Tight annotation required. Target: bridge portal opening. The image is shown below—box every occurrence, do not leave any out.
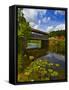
[27,40,41,49]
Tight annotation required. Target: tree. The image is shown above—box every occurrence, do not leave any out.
[49,30,65,37]
[18,8,32,72]
[18,8,31,39]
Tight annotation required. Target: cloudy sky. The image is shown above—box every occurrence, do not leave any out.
[22,8,65,32]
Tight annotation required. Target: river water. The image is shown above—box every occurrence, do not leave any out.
[38,53,65,70]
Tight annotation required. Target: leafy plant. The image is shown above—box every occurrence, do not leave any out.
[18,59,65,82]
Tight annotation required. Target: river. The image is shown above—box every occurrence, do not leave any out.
[38,53,65,70]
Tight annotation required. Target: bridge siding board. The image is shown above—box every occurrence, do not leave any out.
[30,33,48,40]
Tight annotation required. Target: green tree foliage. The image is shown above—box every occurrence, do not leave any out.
[18,8,32,73]
[49,30,65,37]
[48,40,65,55]
[18,8,31,39]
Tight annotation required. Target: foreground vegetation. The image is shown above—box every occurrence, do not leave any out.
[18,59,65,82]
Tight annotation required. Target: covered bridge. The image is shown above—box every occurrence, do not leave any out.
[19,28,49,59]
[18,28,49,70]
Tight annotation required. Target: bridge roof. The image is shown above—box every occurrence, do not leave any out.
[32,28,48,35]
[19,28,48,40]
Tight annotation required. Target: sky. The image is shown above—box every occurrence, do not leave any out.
[22,8,65,33]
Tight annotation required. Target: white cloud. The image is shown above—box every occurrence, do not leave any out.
[42,17,47,23]
[23,9,47,30]
[46,26,54,32]
[54,10,65,15]
[29,19,41,29]
[23,9,47,22]
[48,17,51,21]
[46,24,65,33]
[38,10,47,18]
[38,20,41,25]
[33,25,39,29]
[22,9,65,33]
[23,9,37,22]
[54,24,65,31]
[42,17,51,23]
[29,22,35,27]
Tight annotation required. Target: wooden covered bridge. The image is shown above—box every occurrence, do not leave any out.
[18,29,49,70]
[22,28,49,56]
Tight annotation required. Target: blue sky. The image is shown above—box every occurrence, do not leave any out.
[23,8,65,32]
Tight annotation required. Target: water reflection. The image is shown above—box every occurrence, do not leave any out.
[27,43,41,48]
[38,53,65,70]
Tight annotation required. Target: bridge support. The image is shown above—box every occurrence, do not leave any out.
[41,40,49,50]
